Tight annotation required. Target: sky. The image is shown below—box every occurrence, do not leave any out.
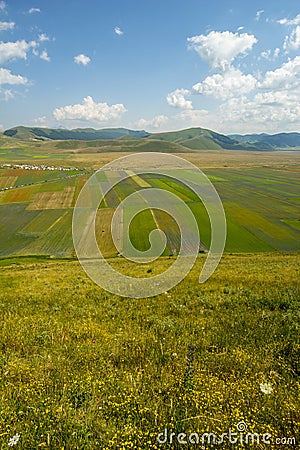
[0,0,300,134]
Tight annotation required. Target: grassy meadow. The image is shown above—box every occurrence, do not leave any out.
[0,254,299,449]
[0,143,299,448]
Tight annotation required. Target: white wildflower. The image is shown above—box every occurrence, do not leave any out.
[8,433,20,446]
[260,382,273,394]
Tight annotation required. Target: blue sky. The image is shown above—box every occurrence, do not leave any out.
[1,0,300,133]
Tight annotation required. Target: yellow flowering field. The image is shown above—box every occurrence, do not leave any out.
[0,253,299,448]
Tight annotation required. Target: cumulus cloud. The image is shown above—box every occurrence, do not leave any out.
[74,54,90,65]
[53,96,127,123]
[0,68,28,102]
[187,30,257,71]
[114,26,124,36]
[192,68,257,100]
[214,56,300,132]
[166,88,193,109]
[0,68,28,85]
[278,13,300,26]
[0,40,37,64]
[40,50,50,62]
[283,26,300,51]
[260,56,300,90]
[136,115,169,130]
[28,7,40,14]
[168,24,300,133]
[220,90,300,131]
[0,22,15,31]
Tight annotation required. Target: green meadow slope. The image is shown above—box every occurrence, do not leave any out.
[0,254,298,448]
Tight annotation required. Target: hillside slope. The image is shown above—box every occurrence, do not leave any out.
[4,126,149,141]
[229,132,300,149]
[4,126,300,151]
[148,127,256,150]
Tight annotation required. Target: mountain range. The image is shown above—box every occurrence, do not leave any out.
[3,126,300,151]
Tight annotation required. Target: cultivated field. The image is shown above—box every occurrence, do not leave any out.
[0,157,299,257]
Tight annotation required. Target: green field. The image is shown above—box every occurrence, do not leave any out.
[0,145,299,448]
[0,254,298,448]
[0,163,299,258]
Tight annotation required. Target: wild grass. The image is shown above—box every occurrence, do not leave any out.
[0,253,299,448]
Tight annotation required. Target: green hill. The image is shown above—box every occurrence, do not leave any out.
[4,125,300,151]
[149,128,263,150]
[229,132,300,149]
[4,126,149,141]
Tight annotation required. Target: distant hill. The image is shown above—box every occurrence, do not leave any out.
[229,132,300,150]
[148,128,260,150]
[3,126,149,141]
[3,126,300,151]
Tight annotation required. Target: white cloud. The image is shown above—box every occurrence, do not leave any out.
[283,26,300,51]
[192,68,257,100]
[255,10,264,21]
[1,89,14,101]
[214,58,300,132]
[38,33,50,42]
[260,56,300,90]
[114,26,124,36]
[40,50,50,62]
[260,48,280,60]
[74,54,90,66]
[28,7,40,14]
[0,67,28,85]
[136,115,169,130]
[166,88,193,109]
[237,26,244,31]
[261,49,271,60]
[33,116,47,126]
[0,68,28,102]
[187,30,257,71]
[53,96,127,123]
[274,47,280,58]
[165,24,300,134]
[220,90,300,132]
[0,40,37,63]
[176,109,209,125]
[0,22,15,31]
[0,2,6,11]
[174,108,228,134]
[278,13,300,26]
